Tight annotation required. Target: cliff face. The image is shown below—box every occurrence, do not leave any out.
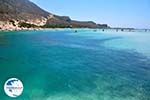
[0,0,51,26]
[0,0,50,20]
[0,0,109,28]
[46,15,109,28]
[46,15,71,26]
[71,21,98,28]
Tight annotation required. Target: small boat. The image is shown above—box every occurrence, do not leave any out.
[74,30,78,33]
[116,29,118,32]
[93,29,97,32]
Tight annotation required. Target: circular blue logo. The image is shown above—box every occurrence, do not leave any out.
[4,78,23,97]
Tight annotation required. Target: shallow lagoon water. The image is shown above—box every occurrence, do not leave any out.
[0,29,150,100]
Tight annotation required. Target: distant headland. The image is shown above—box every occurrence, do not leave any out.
[0,0,109,31]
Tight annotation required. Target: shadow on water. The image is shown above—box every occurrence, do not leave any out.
[0,57,8,62]
[95,36,122,43]
[0,35,10,46]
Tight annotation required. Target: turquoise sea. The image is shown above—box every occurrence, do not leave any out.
[0,29,150,100]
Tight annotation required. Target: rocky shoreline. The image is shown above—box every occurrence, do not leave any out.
[0,21,43,32]
[0,27,43,32]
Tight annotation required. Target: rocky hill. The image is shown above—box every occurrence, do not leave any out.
[0,0,109,29]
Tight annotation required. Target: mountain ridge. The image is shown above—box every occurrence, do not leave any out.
[0,0,109,29]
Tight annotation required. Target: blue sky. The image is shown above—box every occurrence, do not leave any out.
[30,0,150,28]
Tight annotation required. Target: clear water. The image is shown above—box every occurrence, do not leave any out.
[0,29,150,100]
